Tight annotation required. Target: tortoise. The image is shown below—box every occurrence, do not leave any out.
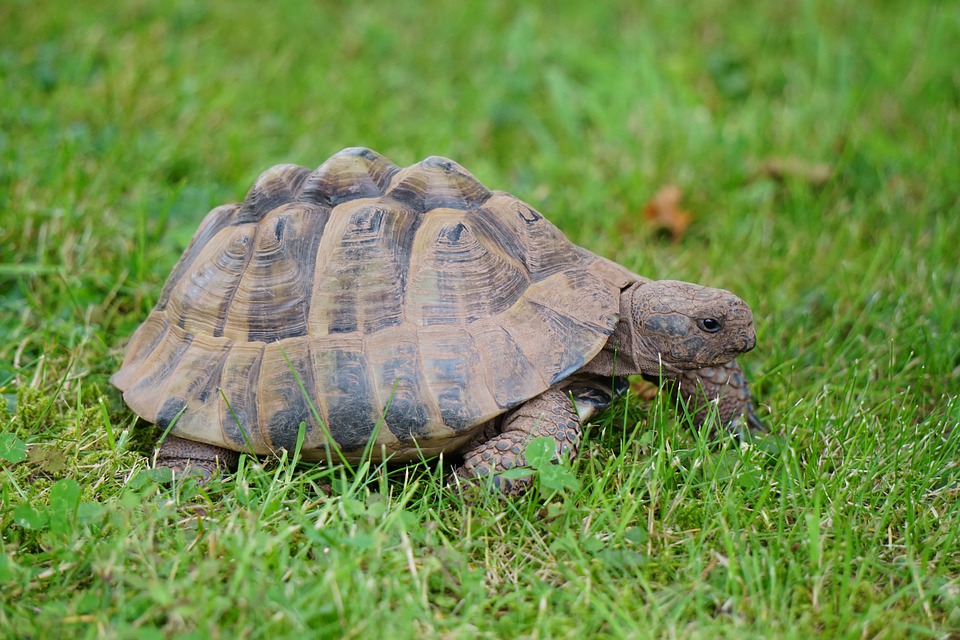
[112,147,764,493]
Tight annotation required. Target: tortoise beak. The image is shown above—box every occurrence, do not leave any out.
[731,326,756,356]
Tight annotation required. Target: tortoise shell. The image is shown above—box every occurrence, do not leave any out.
[111,148,643,461]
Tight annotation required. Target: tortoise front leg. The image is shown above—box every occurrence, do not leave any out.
[155,435,240,481]
[453,387,581,496]
[670,359,766,438]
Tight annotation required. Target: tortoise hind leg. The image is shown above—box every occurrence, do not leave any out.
[155,435,240,481]
[453,387,581,496]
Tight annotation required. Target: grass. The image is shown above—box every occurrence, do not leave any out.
[1,0,959,637]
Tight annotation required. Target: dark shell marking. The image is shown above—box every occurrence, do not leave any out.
[112,148,631,461]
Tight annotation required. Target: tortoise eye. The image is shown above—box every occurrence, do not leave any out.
[699,317,722,333]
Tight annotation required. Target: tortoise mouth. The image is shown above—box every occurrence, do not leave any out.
[706,334,756,367]
[736,331,757,356]
[706,354,738,368]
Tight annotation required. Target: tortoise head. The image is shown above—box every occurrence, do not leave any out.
[628,280,756,377]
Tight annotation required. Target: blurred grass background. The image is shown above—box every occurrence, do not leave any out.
[1,0,958,637]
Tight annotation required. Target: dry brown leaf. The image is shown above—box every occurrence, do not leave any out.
[642,184,692,242]
[757,157,833,186]
[629,377,660,401]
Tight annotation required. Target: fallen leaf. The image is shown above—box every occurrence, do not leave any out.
[756,157,833,186]
[27,446,68,475]
[629,377,660,401]
[642,185,692,242]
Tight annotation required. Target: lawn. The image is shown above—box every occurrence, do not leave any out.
[2,0,959,637]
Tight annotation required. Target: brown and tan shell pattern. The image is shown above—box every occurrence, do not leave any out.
[111,148,638,461]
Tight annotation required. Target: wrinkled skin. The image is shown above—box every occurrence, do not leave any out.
[669,360,766,438]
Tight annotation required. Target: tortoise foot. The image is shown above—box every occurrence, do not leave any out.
[448,463,532,497]
[451,387,582,497]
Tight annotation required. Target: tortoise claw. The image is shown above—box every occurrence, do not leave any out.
[743,405,768,437]
[725,403,768,440]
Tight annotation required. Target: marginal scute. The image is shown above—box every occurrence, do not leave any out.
[308,333,386,455]
[257,337,318,452]
[364,324,438,443]
[156,397,187,429]
[111,312,170,390]
[217,342,265,451]
[151,332,234,446]
[113,148,625,462]
[116,323,195,423]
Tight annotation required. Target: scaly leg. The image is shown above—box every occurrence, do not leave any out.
[155,435,240,481]
[453,388,581,495]
[670,359,766,438]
